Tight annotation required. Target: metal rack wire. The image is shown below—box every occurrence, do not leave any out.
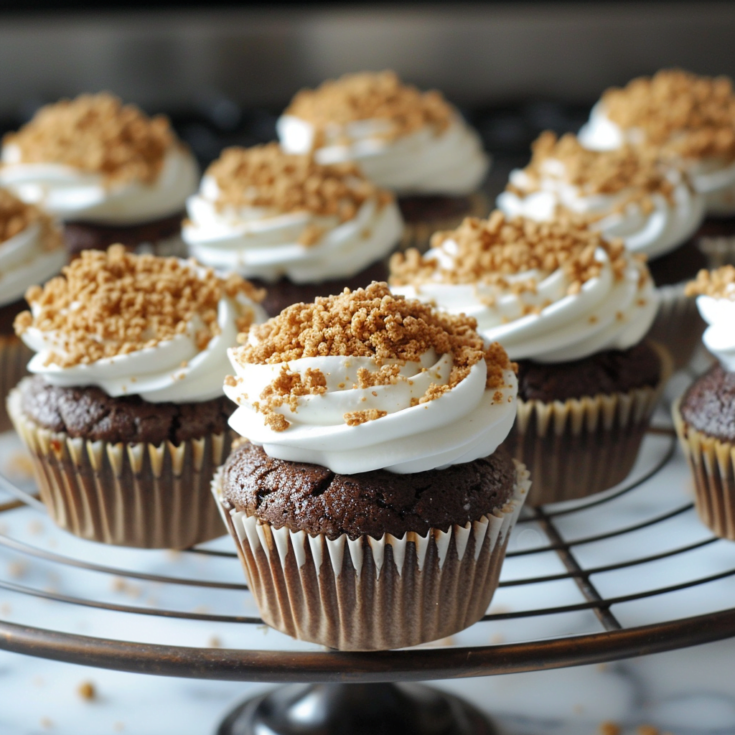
[0,420,734,686]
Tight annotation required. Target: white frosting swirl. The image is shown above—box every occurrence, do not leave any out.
[0,145,199,224]
[20,263,266,404]
[183,175,403,283]
[277,114,489,196]
[497,160,705,260]
[0,223,66,308]
[393,242,658,364]
[696,294,735,371]
[579,103,735,216]
[225,345,517,474]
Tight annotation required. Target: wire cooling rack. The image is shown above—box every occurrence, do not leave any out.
[0,406,734,684]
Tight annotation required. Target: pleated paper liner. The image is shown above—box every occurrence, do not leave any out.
[7,383,229,548]
[505,341,672,507]
[0,336,32,434]
[646,282,706,371]
[398,191,489,253]
[673,399,735,540]
[214,461,530,651]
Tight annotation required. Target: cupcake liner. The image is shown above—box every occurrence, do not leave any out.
[673,399,735,540]
[647,282,706,370]
[507,343,672,506]
[7,384,228,548]
[399,191,489,253]
[0,336,32,434]
[214,461,530,651]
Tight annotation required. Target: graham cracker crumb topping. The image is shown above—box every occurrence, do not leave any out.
[4,93,176,184]
[207,143,392,231]
[15,245,263,367]
[685,266,735,300]
[509,131,678,211]
[602,69,735,161]
[286,71,453,142]
[390,211,632,299]
[0,188,62,250]
[233,282,512,431]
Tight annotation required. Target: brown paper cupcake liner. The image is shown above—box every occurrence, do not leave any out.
[0,335,32,434]
[7,384,228,548]
[399,191,489,253]
[506,343,672,506]
[647,282,706,370]
[673,399,735,540]
[214,461,530,651]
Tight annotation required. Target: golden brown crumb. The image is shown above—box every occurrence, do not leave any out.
[637,726,660,735]
[40,718,53,729]
[390,211,631,298]
[598,723,621,735]
[236,283,512,428]
[344,408,388,426]
[14,245,262,368]
[208,635,222,648]
[286,70,452,144]
[507,131,680,212]
[77,681,96,700]
[207,143,392,226]
[686,265,735,299]
[5,93,176,184]
[603,69,735,161]
[0,188,62,250]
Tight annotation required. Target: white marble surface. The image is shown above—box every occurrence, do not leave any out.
[0,359,734,735]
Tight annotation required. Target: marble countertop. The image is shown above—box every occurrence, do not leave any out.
[0,363,733,735]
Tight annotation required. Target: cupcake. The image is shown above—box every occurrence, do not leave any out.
[674,266,735,539]
[183,143,403,316]
[214,283,528,650]
[0,93,198,257]
[276,71,489,250]
[497,131,707,368]
[7,246,265,548]
[390,212,671,505]
[0,188,66,433]
[579,70,735,261]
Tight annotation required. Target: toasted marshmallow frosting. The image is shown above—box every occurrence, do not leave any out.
[390,212,658,364]
[224,283,517,474]
[183,143,403,284]
[0,188,66,308]
[497,132,705,261]
[15,246,265,403]
[277,71,489,196]
[579,70,735,216]
[0,93,198,224]
[686,266,735,371]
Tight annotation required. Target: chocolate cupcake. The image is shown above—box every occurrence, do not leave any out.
[0,188,65,433]
[391,212,671,505]
[183,143,403,316]
[579,70,735,262]
[497,131,707,368]
[214,283,529,650]
[8,246,265,548]
[0,93,198,257]
[674,267,735,539]
[276,71,489,251]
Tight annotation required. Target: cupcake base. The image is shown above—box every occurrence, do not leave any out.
[506,342,672,506]
[7,380,230,548]
[252,259,389,317]
[398,192,488,252]
[63,211,186,257]
[214,451,529,651]
[673,399,735,540]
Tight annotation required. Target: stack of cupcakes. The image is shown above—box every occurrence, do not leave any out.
[497,130,706,367]
[277,71,490,250]
[390,211,671,504]
[0,93,198,257]
[214,282,528,650]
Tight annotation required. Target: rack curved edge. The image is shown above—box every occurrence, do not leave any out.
[1,607,734,683]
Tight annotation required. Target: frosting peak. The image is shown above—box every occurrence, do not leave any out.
[224,282,517,474]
